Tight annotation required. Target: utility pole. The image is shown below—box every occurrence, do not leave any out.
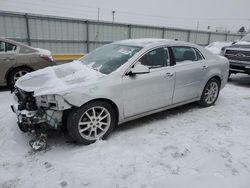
[195,20,199,44]
[112,10,115,22]
[97,8,100,21]
[94,8,100,50]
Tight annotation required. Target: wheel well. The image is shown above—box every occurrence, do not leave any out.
[204,76,221,92]
[210,76,221,85]
[84,98,119,124]
[5,65,34,85]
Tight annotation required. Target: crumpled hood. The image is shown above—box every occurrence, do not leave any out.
[15,60,106,96]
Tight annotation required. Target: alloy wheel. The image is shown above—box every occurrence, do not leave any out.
[78,106,111,140]
[13,70,29,82]
[204,82,219,104]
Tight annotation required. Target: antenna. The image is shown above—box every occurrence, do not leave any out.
[195,20,199,44]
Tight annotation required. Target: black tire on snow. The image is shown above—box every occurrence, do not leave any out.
[67,101,116,145]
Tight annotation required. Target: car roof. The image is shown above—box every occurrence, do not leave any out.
[114,38,196,48]
[0,38,33,48]
[0,38,20,44]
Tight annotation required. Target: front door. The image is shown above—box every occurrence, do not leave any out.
[122,47,175,118]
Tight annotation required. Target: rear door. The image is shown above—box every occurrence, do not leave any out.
[122,47,175,118]
[170,46,206,104]
[0,41,17,85]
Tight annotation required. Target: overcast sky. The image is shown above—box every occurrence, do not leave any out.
[0,0,250,32]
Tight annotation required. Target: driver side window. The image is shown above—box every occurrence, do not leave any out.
[139,47,169,69]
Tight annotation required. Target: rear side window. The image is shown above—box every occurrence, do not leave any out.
[139,47,169,69]
[195,49,204,60]
[172,46,204,63]
[5,42,17,52]
[0,42,17,53]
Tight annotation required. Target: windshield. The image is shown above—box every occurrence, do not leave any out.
[79,44,142,74]
[240,34,250,42]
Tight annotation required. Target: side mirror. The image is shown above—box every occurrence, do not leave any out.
[129,64,150,75]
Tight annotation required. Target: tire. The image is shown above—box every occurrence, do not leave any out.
[18,122,29,133]
[8,67,32,88]
[199,78,220,107]
[67,101,116,145]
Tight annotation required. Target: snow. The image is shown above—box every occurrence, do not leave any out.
[205,41,232,55]
[15,60,106,96]
[1,74,250,188]
[117,38,173,47]
[234,41,250,45]
[34,48,52,56]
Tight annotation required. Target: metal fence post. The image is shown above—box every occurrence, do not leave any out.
[24,13,31,45]
[208,32,212,45]
[162,28,165,38]
[187,30,191,42]
[86,20,89,53]
[128,25,132,39]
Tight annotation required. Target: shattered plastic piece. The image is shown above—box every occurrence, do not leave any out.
[29,134,47,151]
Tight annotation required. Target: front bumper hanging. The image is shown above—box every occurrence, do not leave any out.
[11,104,63,132]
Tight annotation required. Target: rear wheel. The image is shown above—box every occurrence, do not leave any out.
[8,67,32,87]
[67,101,116,145]
[199,78,220,107]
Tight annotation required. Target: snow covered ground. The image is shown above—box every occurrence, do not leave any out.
[0,74,250,188]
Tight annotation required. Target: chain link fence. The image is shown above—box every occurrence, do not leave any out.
[0,11,244,53]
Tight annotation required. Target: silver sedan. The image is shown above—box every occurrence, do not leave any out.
[12,39,229,146]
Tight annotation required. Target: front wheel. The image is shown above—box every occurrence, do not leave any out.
[199,78,220,107]
[67,101,116,145]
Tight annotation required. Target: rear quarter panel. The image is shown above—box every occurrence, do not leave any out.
[198,52,229,96]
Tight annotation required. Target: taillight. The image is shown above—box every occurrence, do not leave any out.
[39,54,54,62]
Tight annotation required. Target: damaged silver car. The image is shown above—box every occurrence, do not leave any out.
[11,39,229,150]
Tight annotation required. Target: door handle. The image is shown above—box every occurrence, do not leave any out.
[202,65,208,70]
[164,72,174,78]
[2,57,15,61]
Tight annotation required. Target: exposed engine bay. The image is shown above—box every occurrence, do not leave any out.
[11,88,67,151]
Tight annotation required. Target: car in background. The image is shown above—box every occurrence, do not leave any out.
[0,38,54,87]
[206,41,232,55]
[220,33,250,77]
[12,39,229,149]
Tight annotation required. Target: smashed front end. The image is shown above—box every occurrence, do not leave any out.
[11,88,71,150]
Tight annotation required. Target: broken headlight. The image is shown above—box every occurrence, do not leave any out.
[36,95,71,110]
